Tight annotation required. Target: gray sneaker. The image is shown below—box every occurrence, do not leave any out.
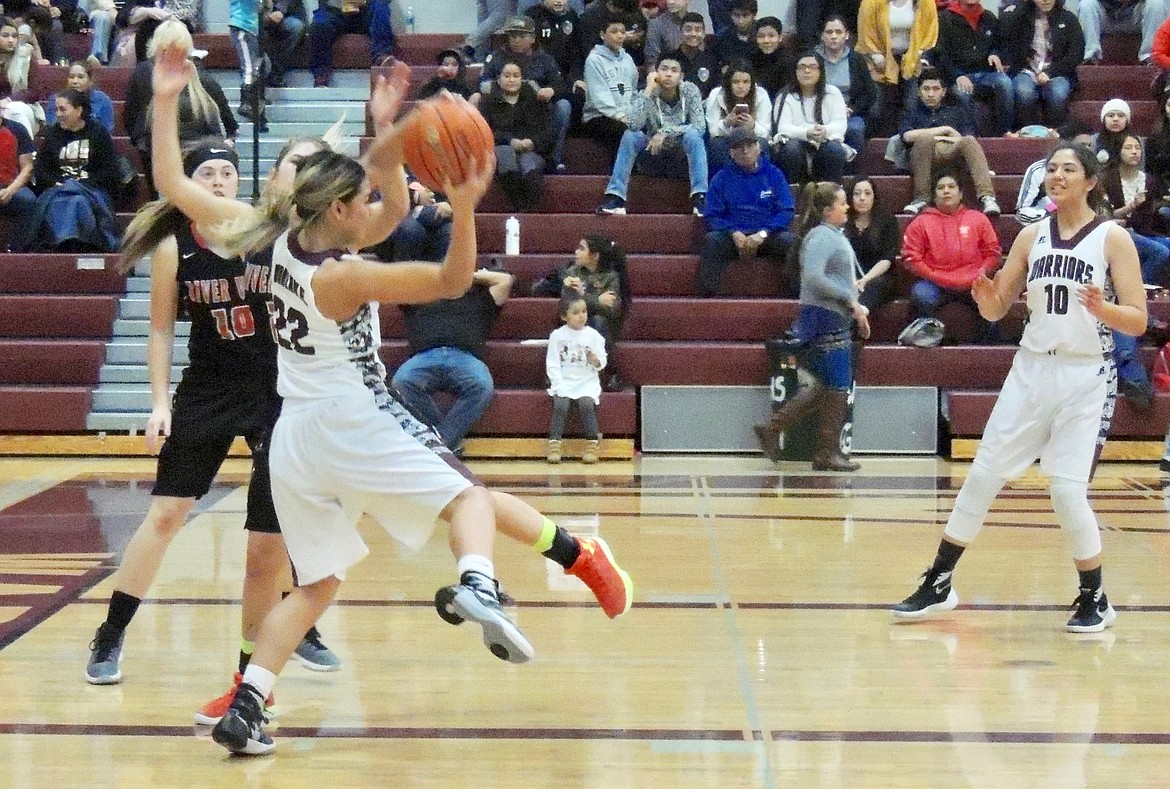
[434,576,534,664]
[903,199,928,215]
[85,622,125,684]
[293,628,342,672]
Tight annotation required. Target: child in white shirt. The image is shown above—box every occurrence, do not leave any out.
[546,295,607,464]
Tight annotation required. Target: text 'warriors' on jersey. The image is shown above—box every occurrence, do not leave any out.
[1020,216,1115,359]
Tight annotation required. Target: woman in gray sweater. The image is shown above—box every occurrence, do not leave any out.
[754,181,870,471]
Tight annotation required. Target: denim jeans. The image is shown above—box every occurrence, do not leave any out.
[953,71,1014,134]
[265,14,307,82]
[844,114,866,157]
[391,347,495,448]
[89,9,114,63]
[604,127,709,199]
[551,97,570,167]
[1131,230,1170,287]
[775,138,849,182]
[465,0,515,59]
[2,186,38,252]
[1078,0,1170,60]
[909,279,998,341]
[1113,330,1150,386]
[1012,73,1071,128]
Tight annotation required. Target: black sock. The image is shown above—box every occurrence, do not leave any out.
[1078,566,1103,592]
[238,649,251,674]
[104,590,141,632]
[304,624,320,642]
[542,527,581,569]
[931,540,965,576]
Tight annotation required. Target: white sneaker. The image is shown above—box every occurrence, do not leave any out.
[903,199,927,215]
[980,195,1002,217]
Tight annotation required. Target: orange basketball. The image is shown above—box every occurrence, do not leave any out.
[402,94,495,193]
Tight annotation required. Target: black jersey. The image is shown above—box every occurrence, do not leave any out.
[175,221,277,377]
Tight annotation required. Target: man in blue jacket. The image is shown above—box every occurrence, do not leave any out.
[695,126,796,297]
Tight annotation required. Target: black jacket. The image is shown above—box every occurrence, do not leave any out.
[821,47,878,119]
[998,0,1083,85]
[481,48,568,100]
[480,84,557,158]
[671,46,720,98]
[527,4,584,82]
[931,6,1000,85]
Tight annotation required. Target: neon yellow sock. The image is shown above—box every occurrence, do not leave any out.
[240,638,255,656]
[533,516,558,553]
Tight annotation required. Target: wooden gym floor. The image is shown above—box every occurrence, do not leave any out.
[1,454,1169,788]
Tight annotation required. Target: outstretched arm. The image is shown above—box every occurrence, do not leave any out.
[971,223,1032,322]
[356,63,414,250]
[150,30,254,227]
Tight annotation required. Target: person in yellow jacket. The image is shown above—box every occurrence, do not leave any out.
[855,0,938,135]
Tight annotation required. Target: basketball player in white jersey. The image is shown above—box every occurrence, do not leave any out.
[891,143,1148,634]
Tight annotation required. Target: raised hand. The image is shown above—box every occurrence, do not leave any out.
[151,33,195,100]
[369,60,411,129]
[1076,282,1107,319]
[444,151,496,210]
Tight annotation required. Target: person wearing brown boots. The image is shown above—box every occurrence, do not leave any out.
[753,180,869,470]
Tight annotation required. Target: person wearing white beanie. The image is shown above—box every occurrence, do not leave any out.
[1101,97,1132,125]
[1078,0,1170,64]
[1096,97,1134,166]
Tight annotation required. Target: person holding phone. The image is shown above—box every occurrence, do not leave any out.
[704,58,771,175]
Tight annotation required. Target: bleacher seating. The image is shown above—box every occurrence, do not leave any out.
[3,30,1167,452]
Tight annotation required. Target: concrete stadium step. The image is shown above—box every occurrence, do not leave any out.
[0,295,120,338]
[103,340,189,366]
[1,386,93,431]
[98,364,185,384]
[0,255,125,293]
[1076,65,1159,100]
[0,340,106,384]
[947,391,1169,439]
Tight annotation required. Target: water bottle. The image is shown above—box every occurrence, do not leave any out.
[406,5,415,33]
[505,216,520,256]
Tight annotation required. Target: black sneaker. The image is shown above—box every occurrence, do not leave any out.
[691,192,706,216]
[85,622,125,684]
[1119,378,1154,411]
[434,572,534,663]
[596,194,626,215]
[212,682,275,755]
[1066,587,1117,633]
[890,569,959,621]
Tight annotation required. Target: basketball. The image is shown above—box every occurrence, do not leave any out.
[402,94,494,193]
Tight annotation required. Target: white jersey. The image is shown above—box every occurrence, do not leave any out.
[269,230,391,405]
[1019,216,1115,359]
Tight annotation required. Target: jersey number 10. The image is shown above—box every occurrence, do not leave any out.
[1043,283,1069,315]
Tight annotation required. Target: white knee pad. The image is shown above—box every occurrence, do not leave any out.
[1050,477,1102,561]
[943,463,1008,544]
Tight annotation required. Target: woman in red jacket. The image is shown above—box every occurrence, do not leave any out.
[900,170,1002,344]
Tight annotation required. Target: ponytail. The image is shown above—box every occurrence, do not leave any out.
[118,198,187,273]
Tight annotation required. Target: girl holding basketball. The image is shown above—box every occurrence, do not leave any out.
[892,143,1147,633]
[144,28,631,756]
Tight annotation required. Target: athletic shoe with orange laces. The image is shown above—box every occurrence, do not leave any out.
[566,536,633,618]
[194,672,276,726]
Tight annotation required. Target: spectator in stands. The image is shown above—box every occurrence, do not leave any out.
[124,51,238,190]
[229,0,269,132]
[754,181,869,471]
[669,11,718,98]
[623,2,650,67]
[1146,88,1170,187]
[461,0,515,65]
[365,173,452,262]
[748,15,791,97]
[1014,119,1092,224]
[24,0,68,65]
[706,58,771,174]
[417,48,476,100]
[715,0,758,68]
[0,110,38,251]
[481,16,570,171]
[559,235,630,391]
[520,0,583,16]
[527,0,585,100]
[1104,133,1170,276]
[0,18,43,137]
[482,59,555,209]
[856,0,939,136]
[845,176,900,313]
[45,60,114,132]
[795,0,862,49]
[87,0,119,65]
[773,50,852,182]
[578,0,636,63]
[931,0,1014,136]
[264,0,307,88]
[1095,98,1133,167]
[999,0,1083,130]
[1078,0,1170,65]
[308,0,395,87]
[391,265,514,456]
[546,293,606,464]
[581,15,640,164]
[645,0,685,65]
[817,14,878,157]
[116,0,201,67]
[695,125,797,296]
[30,87,119,251]
[898,68,1000,216]
[596,52,708,215]
[900,170,1001,344]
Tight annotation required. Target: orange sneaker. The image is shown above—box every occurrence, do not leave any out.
[194,673,276,726]
[566,536,633,619]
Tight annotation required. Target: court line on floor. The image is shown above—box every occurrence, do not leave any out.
[1,723,1168,745]
[52,598,1170,613]
[695,474,775,789]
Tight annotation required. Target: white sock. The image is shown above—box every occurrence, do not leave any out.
[456,554,495,582]
[242,664,277,700]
